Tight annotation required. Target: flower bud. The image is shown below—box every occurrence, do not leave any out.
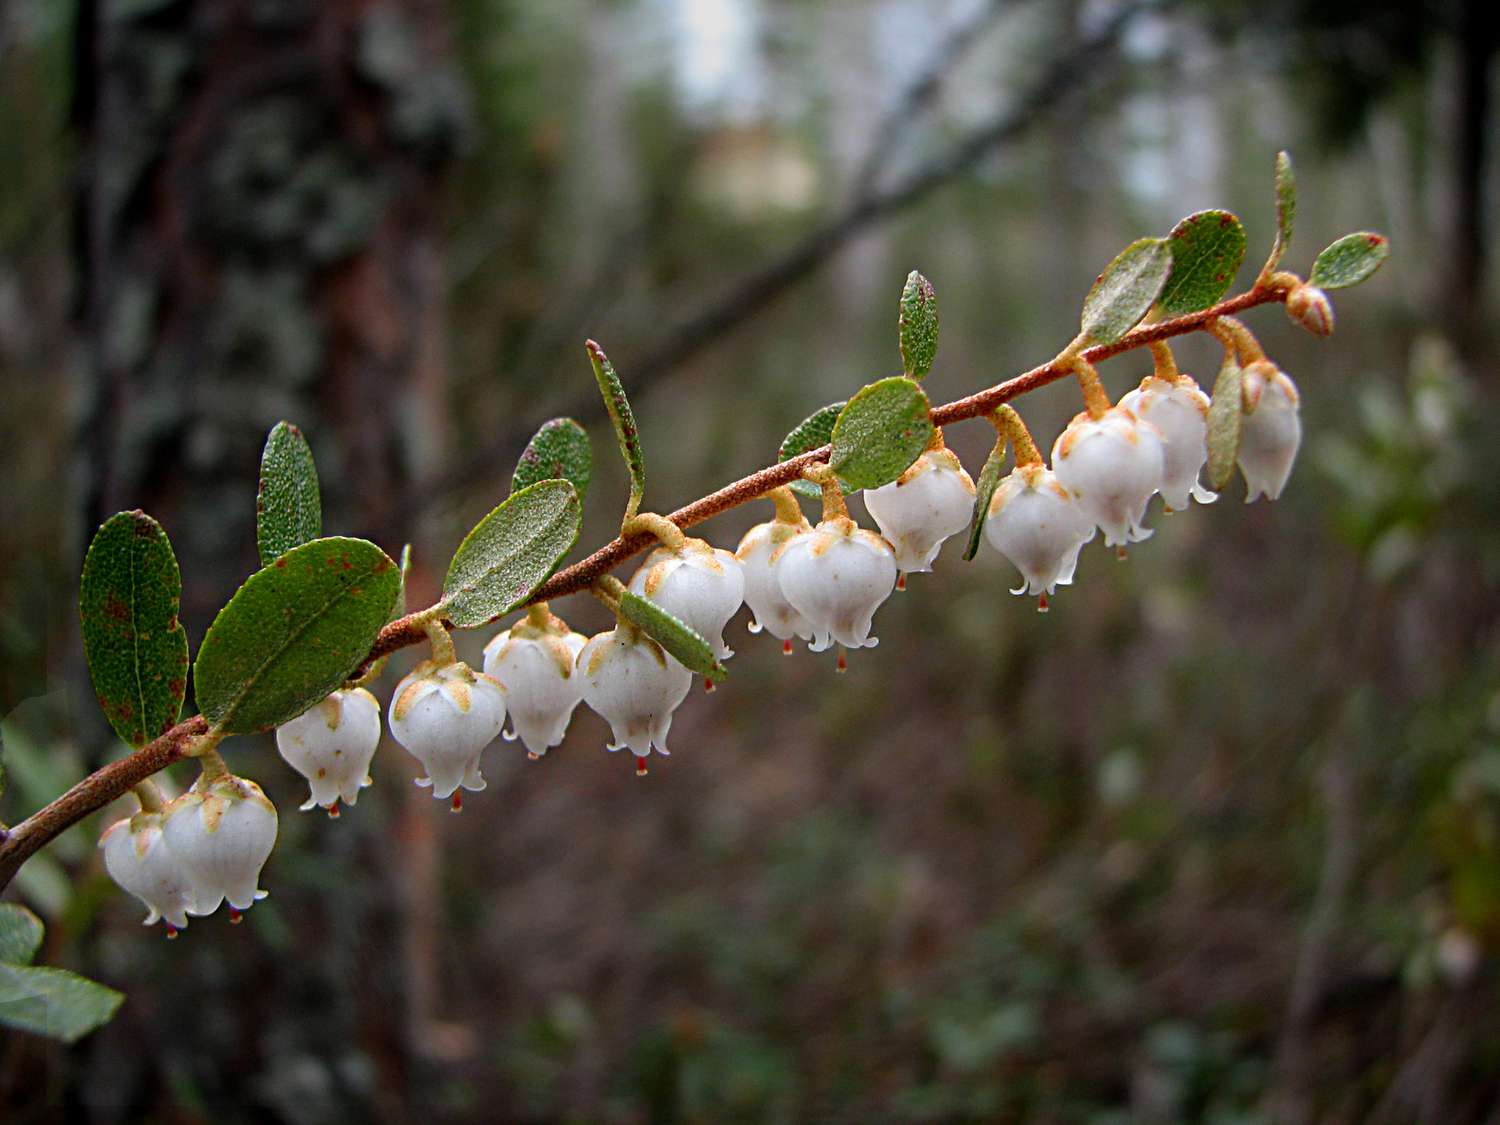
[275,688,381,814]
[389,659,506,802]
[627,537,745,660]
[1237,360,1302,502]
[984,463,1097,597]
[100,811,199,932]
[577,626,693,767]
[1285,283,1334,337]
[1118,376,1217,512]
[160,773,278,916]
[863,448,976,574]
[774,517,897,653]
[483,611,588,758]
[1051,406,1166,547]
[735,518,814,644]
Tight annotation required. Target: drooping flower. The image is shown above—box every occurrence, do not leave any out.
[1051,406,1166,547]
[275,688,382,815]
[984,463,1097,600]
[100,810,199,933]
[388,659,506,804]
[577,625,693,772]
[863,448,976,575]
[736,515,814,647]
[774,516,898,653]
[1118,375,1217,511]
[1237,360,1302,502]
[483,608,588,759]
[627,537,745,661]
[160,773,278,918]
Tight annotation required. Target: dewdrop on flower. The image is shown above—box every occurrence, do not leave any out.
[1118,375,1217,511]
[1052,406,1166,547]
[482,608,587,759]
[863,447,976,576]
[1237,360,1302,502]
[389,659,506,805]
[160,773,278,918]
[774,516,897,653]
[627,537,745,661]
[100,810,199,934]
[736,513,814,648]
[275,688,381,815]
[984,463,1097,601]
[577,625,693,772]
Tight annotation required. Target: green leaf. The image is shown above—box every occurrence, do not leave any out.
[899,270,938,380]
[442,480,582,628]
[256,422,322,567]
[0,904,44,965]
[1157,210,1246,316]
[586,340,645,512]
[79,511,190,747]
[393,543,413,620]
[194,538,400,734]
[829,377,934,491]
[1080,237,1173,344]
[1205,357,1245,491]
[963,441,1009,562]
[0,963,124,1044]
[618,591,726,680]
[512,417,592,500]
[779,401,849,499]
[1270,150,1295,269]
[1309,232,1390,289]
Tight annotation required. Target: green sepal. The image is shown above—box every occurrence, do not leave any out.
[79,511,190,747]
[779,401,849,499]
[1157,210,1246,316]
[829,377,934,491]
[194,537,400,734]
[618,591,727,680]
[1205,356,1245,491]
[586,340,645,513]
[1080,237,1173,344]
[512,417,592,500]
[1309,232,1389,290]
[898,270,938,380]
[256,421,322,566]
[442,480,581,628]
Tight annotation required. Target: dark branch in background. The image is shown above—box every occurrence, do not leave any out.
[393,1,1145,525]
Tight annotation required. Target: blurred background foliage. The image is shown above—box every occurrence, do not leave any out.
[1,0,1497,1120]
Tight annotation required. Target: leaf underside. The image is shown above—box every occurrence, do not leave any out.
[256,421,322,567]
[963,441,1009,562]
[1271,150,1296,268]
[779,401,849,499]
[1080,237,1173,344]
[0,904,123,1045]
[1309,232,1389,289]
[587,341,646,508]
[618,591,726,680]
[442,479,582,627]
[899,270,939,380]
[1205,358,1245,491]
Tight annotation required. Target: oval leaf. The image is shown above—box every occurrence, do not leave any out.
[618,591,726,680]
[899,269,938,380]
[0,904,43,965]
[1205,357,1245,491]
[586,340,645,512]
[194,538,399,734]
[1270,150,1295,269]
[779,400,848,499]
[79,511,190,747]
[1157,210,1246,316]
[442,480,581,628]
[830,377,934,492]
[512,417,592,499]
[256,421,322,566]
[1081,237,1173,344]
[962,440,1009,562]
[1309,232,1389,290]
[0,963,124,1044]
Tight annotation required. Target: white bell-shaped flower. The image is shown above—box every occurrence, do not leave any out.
[1118,376,1217,511]
[735,517,814,648]
[863,448,976,575]
[1051,406,1166,547]
[984,463,1097,600]
[160,773,278,917]
[774,516,898,653]
[275,687,381,815]
[100,810,199,933]
[388,659,506,805]
[483,610,588,759]
[627,537,745,661]
[577,625,693,772]
[1237,360,1302,502]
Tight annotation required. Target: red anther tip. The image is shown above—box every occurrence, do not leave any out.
[1116,546,1128,561]
[165,926,179,940]
[1037,593,1050,613]
[327,803,340,819]
[895,573,907,591]
[450,792,463,813]
[836,651,848,674]
[783,639,793,655]
[635,757,648,777]
[228,909,243,925]
[527,751,540,761]
[704,679,716,693]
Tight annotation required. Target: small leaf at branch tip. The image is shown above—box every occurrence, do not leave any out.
[1271,150,1296,267]
[1157,210,1246,315]
[1308,232,1390,290]
[442,479,582,627]
[1205,358,1245,491]
[392,543,413,620]
[512,417,592,500]
[830,377,934,491]
[586,340,646,507]
[618,591,726,680]
[1081,237,1174,344]
[963,441,1008,561]
[780,400,850,499]
[899,269,939,380]
[257,421,322,567]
